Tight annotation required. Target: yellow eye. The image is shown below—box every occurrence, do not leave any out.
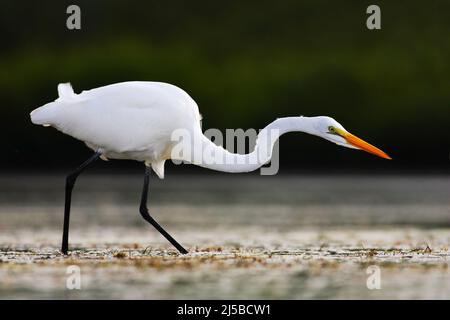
[328,126,336,133]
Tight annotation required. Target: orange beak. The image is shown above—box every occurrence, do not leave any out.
[342,131,392,160]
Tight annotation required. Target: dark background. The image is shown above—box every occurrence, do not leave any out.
[1,0,449,174]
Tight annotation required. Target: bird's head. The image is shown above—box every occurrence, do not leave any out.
[312,116,391,160]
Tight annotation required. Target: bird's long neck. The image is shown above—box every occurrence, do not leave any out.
[186,117,316,173]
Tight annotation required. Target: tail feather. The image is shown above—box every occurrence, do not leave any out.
[57,83,76,99]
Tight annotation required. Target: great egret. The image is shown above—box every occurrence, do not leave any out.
[30,81,391,255]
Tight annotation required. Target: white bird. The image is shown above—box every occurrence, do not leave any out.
[30,81,391,254]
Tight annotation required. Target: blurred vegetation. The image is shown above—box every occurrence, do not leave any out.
[0,0,449,172]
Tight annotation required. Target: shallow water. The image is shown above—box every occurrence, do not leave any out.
[0,174,449,299]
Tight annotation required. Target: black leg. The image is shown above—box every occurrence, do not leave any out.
[61,152,101,255]
[139,166,188,254]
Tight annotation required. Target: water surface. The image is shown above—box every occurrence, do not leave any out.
[0,174,449,299]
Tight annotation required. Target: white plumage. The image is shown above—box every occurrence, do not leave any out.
[31,81,391,178]
[31,82,203,178]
